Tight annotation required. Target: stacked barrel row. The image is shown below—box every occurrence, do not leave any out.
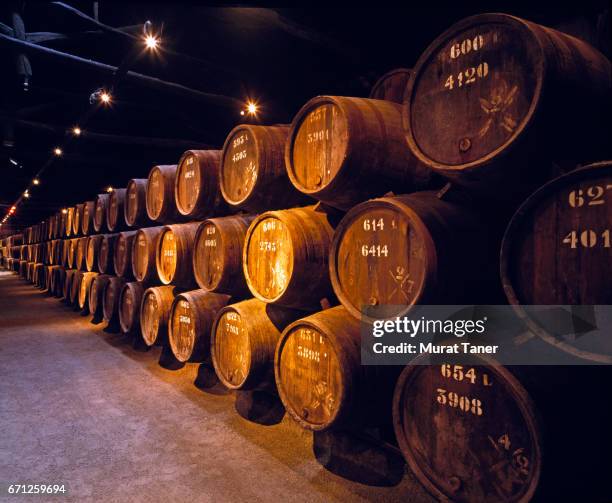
[2,13,611,503]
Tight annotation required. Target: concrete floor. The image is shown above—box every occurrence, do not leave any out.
[0,271,433,503]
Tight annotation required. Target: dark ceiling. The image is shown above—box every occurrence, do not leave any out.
[1,1,610,236]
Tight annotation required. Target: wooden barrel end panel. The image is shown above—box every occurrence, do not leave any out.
[107,188,127,232]
[132,226,163,283]
[146,165,180,223]
[369,68,412,104]
[140,286,175,346]
[114,231,137,279]
[119,282,145,334]
[93,194,110,233]
[103,277,126,323]
[156,224,199,288]
[125,179,149,227]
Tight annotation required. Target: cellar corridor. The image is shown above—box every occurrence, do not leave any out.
[0,271,431,503]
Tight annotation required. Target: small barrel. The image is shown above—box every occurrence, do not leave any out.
[168,290,231,362]
[125,179,151,228]
[243,206,335,308]
[89,274,111,319]
[81,201,95,235]
[93,194,110,233]
[275,306,395,431]
[403,14,612,196]
[140,285,176,346]
[211,298,304,390]
[220,124,307,212]
[501,162,612,362]
[86,235,104,272]
[72,203,83,236]
[132,226,164,283]
[146,165,182,223]
[74,237,88,271]
[106,188,127,232]
[156,223,199,288]
[102,276,126,324]
[98,233,118,274]
[193,215,256,295]
[78,271,99,312]
[118,281,145,334]
[114,230,137,279]
[393,360,612,502]
[64,207,75,237]
[285,96,431,210]
[369,68,412,104]
[329,191,502,321]
[175,150,227,219]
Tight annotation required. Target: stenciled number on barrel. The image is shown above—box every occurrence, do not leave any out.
[487,433,531,494]
[450,34,485,59]
[362,218,385,231]
[562,229,610,249]
[568,184,612,208]
[444,62,489,90]
[436,388,483,416]
[361,244,389,257]
[441,364,493,386]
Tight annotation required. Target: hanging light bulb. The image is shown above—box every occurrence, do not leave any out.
[33,178,40,185]
[72,126,82,136]
[53,147,63,156]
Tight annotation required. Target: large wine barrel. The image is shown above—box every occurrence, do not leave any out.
[193,215,256,295]
[65,207,75,237]
[243,206,335,308]
[156,223,199,288]
[67,239,78,269]
[146,165,182,223]
[168,290,230,362]
[329,191,502,322]
[93,193,110,233]
[102,276,126,324]
[501,162,612,362]
[72,203,84,236]
[275,306,396,430]
[132,226,164,283]
[220,124,307,212]
[63,269,76,300]
[140,285,176,346]
[69,270,83,305]
[85,235,104,272]
[98,233,118,274]
[78,271,99,312]
[89,274,111,319]
[74,237,88,271]
[107,188,127,232]
[211,298,304,390]
[369,68,412,104]
[113,230,137,279]
[125,179,151,228]
[403,14,612,197]
[393,360,612,502]
[286,96,431,210]
[118,281,144,334]
[81,201,95,235]
[175,150,227,219]
[49,265,65,297]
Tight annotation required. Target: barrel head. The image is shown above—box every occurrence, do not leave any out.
[176,152,202,215]
[194,222,224,291]
[169,297,196,362]
[158,229,178,284]
[221,128,258,206]
[212,309,251,389]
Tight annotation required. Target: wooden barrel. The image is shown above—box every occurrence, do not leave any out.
[93,193,110,233]
[74,237,88,271]
[125,179,150,227]
[286,96,431,210]
[106,188,127,232]
[369,68,412,104]
[34,263,45,288]
[102,276,126,324]
[220,124,308,212]
[132,226,164,283]
[72,203,83,236]
[98,233,118,274]
[118,281,145,334]
[146,165,182,223]
[81,201,95,235]
[67,238,78,269]
[49,265,65,297]
[211,298,304,390]
[329,191,502,322]
[175,150,228,219]
[65,207,75,237]
[85,235,104,272]
[193,214,256,295]
[156,223,200,288]
[78,271,99,311]
[113,230,137,279]
[63,269,76,300]
[243,206,335,308]
[403,14,612,197]
[18,260,27,278]
[168,290,231,362]
[501,162,612,362]
[140,285,176,346]
[393,360,612,502]
[275,306,395,431]
[70,270,83,305]
[89,274,111,319]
